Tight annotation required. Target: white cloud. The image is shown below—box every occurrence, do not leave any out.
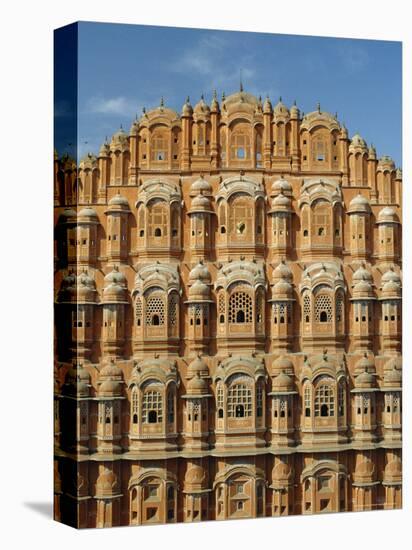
[171,34,257,92]
[85,95,139,116]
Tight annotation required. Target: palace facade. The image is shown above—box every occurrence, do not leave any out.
[54,90,402,528]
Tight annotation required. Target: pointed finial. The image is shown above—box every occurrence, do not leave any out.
[293,99,297,106]
[142,106,146,114]
[213,89,217,99]
[317,102,321,113]
[335,111,338,119]
[279,96,282,102]
[160,96,164,107]
[120,123,123,130]
[240,69,243,92]
[201,93,204,100]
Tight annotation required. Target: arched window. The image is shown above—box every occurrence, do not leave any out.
[230,124,251,160]
[228,290,253,324]
[256,289,264,324]
[142,388,163,423]
[218,292,226,325]
[168,293,179,329]
[315,294,333,323]
[256,381,264,418]
[151,130,168,161]
[131,386,139,424]
[135,297,142,327]
[229,194,254,238]
[313,201,331,238]
[303,294,311,323]
[338,380,345,417]
[255,126,263,167]
[217,382,224,418]
[304,384,311,417]
[312,134,328,163]
[336,291,344,325]
[148,199,168,239]
[227,378,252,418]
[145,292,165,326]
[314,381,335,417]
[167,389,174,423]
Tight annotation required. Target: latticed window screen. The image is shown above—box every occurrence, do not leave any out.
[303,294,311,321]
[256,383,263,417]
[304,385,311,415]
[256,290,264,323]
[142,389,163,423]
[393,393,400,412]
[338,382,345,416]
[135,297,142,325]
[217,383,224,410]
[145,294,165,326]
[131,387,138,422]
[312,137,328,162]
[167,391,174,423]
[336,293,344,322]
[362,395,370,412]
[227,378,252,417]
[273,302,291,323]
[168,293,179,327]
[151,133,168,161]
[148,200,168,237]
[315,294,333,323]
[313,203,331,236]
[187,400,201,419]
[228,291,253,323]
[230,194,254,236]
[218,293,225,315]
[230,130,251,159]
[314,382,335,417]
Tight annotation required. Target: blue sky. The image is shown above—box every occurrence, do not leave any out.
[68,22,402,166]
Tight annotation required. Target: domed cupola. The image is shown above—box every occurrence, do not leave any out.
[272,260,293,283]
[348,193,371,214]
[352,264,373,284]
[110,125,129,152]
[194,95,210,118]
[62,363,91,397]
[349,133,368,152]
[97,360,123,397]
[271,176,292,197]
[273,97,290,121]
[263,95,272,114]
[210,89,220,113]
[77,206,98,223]
[290,100,300,119]
[187,372,208,396]
[99,139,110,158]
[270,190,292,213]
[107,192,130,211]
[377,155,395,172]
[187,354,210,379]
[77,271,98,303]
[190,174,212,197]
[190,193,213,213]
[377,206,399,224]
[102,266,128,303]
[381,267,401,285]
[182,96,193,117]
[271,356,294,376]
